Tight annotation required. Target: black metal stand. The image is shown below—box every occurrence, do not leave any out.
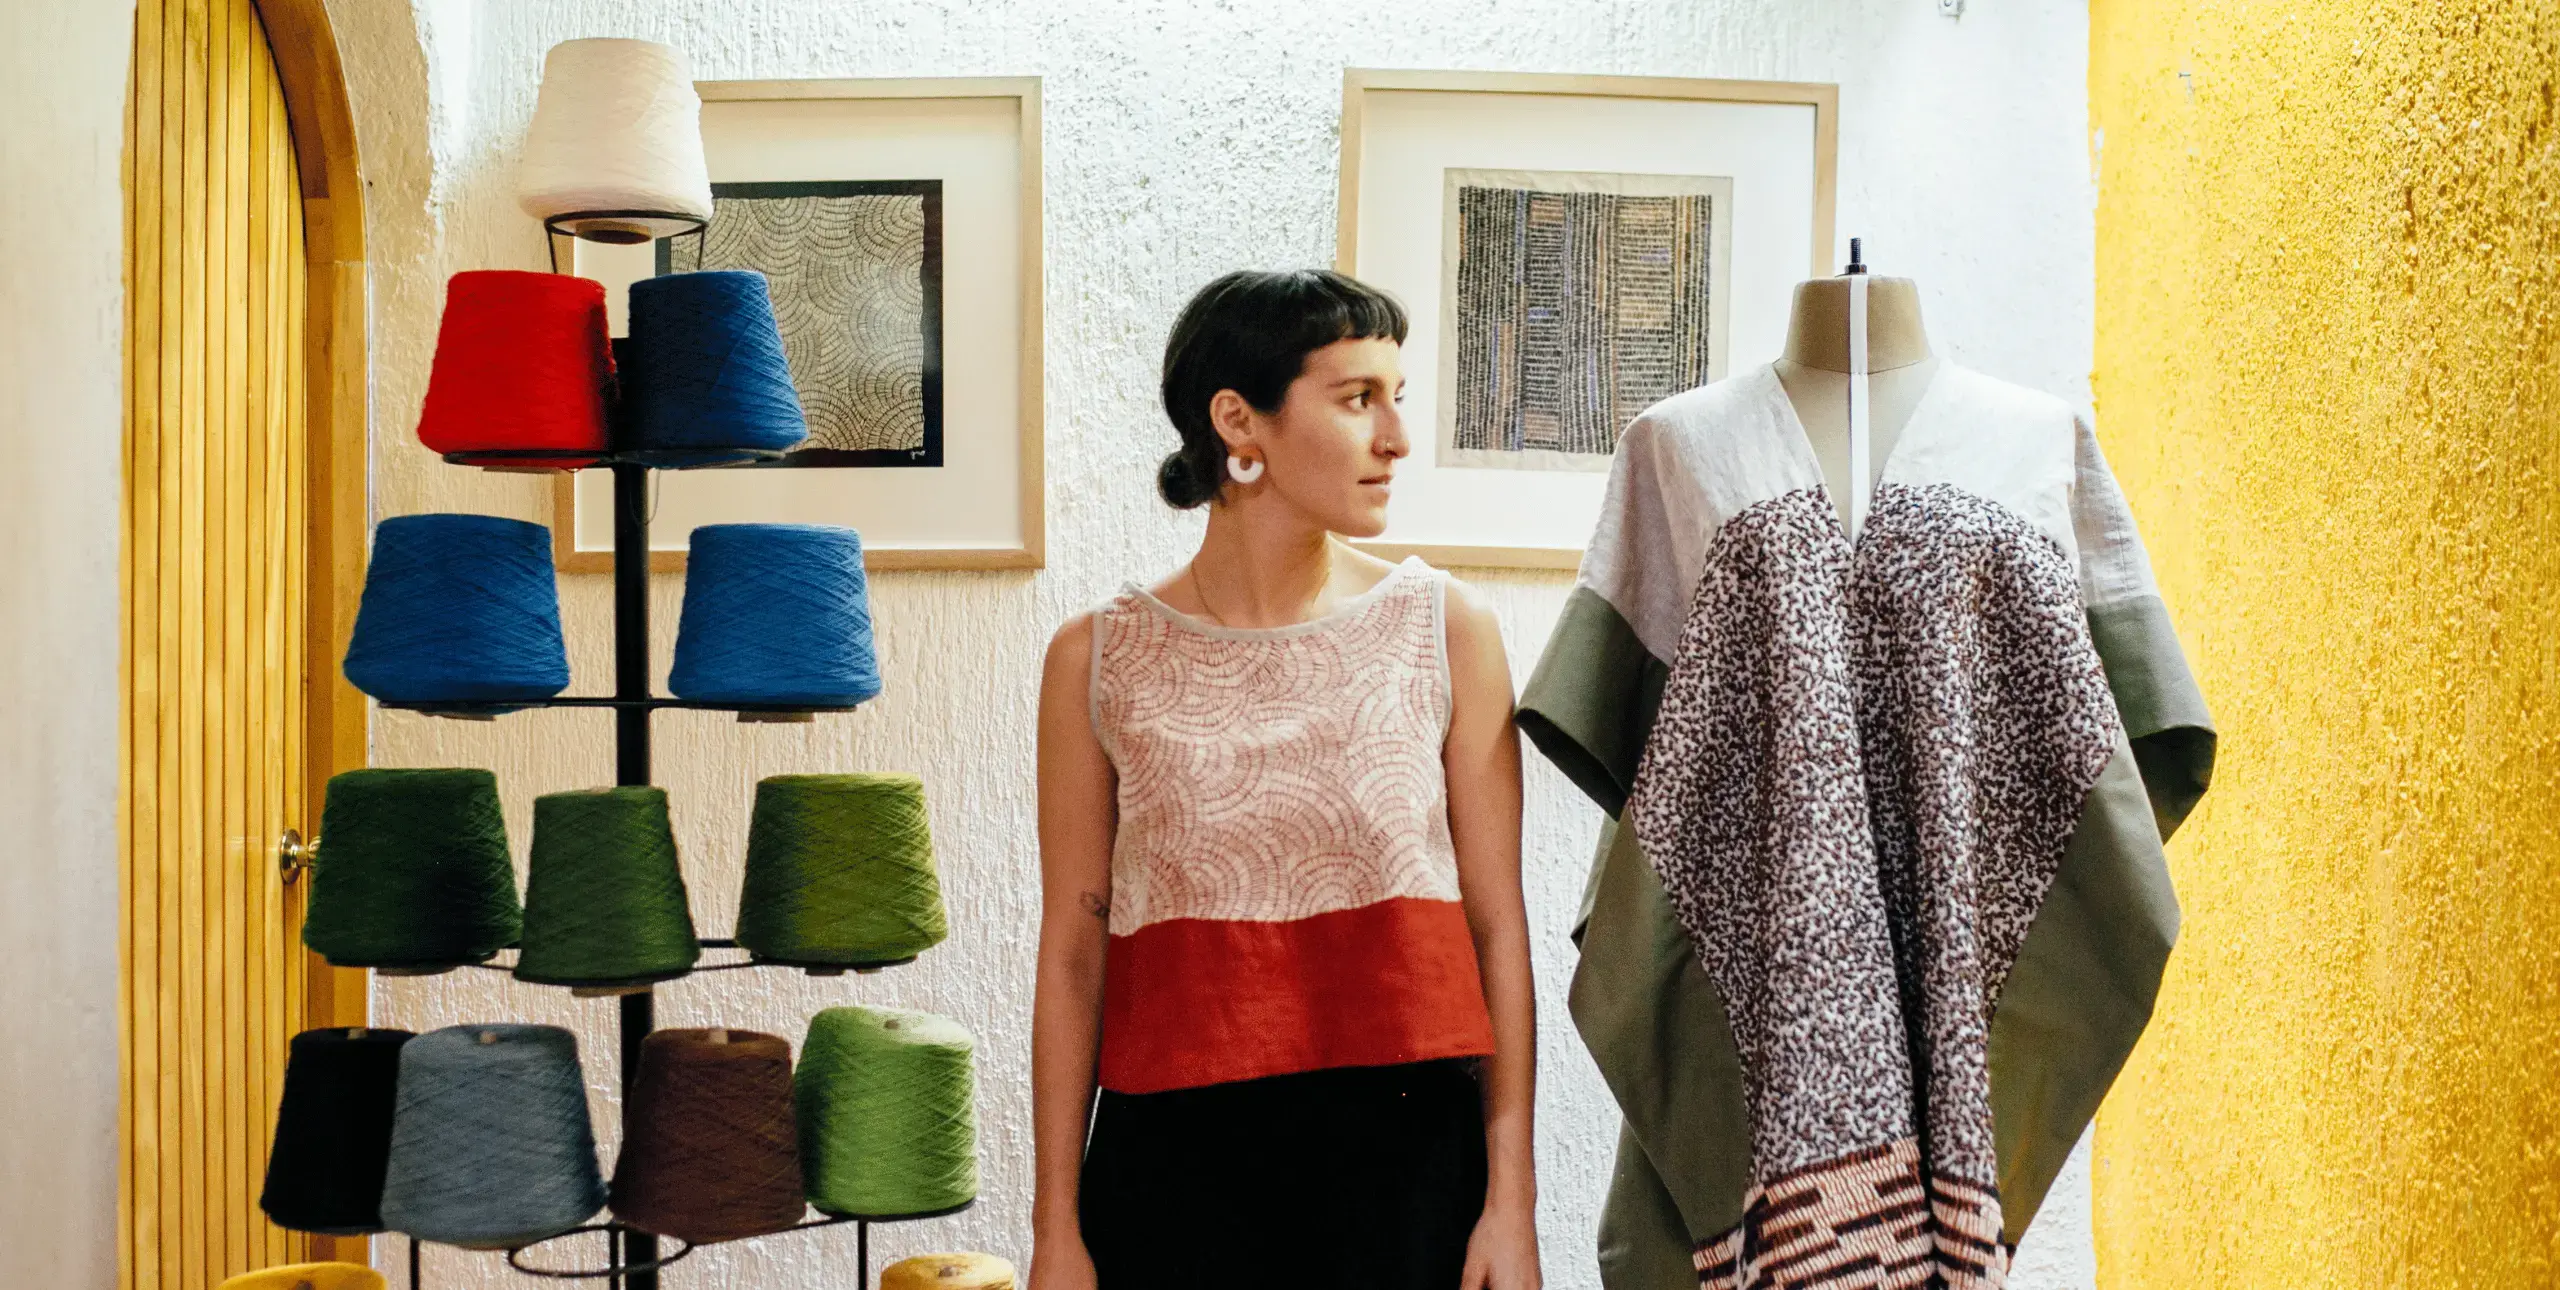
[507,1223,696,1281]
[499,1201,975,1285]
[611,463,659,1290]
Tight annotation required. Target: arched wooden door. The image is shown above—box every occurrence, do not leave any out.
[121,0,367,1284]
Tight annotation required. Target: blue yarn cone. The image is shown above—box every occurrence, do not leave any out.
[379,1024,605,1249]
[669,524,880,707]
[622,271,808,458]
[343,514,570,705]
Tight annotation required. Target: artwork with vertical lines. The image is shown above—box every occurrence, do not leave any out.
[1440,169,1730,471]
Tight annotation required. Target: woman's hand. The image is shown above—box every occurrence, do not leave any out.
[1028,1223,1099,1290]
[1460,1196,1542,1290]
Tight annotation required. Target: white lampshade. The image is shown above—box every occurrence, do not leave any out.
[516,38,714,242]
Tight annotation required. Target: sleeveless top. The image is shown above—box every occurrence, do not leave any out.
[1088,558,1497,1094]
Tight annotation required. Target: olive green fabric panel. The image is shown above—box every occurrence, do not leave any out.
[1987,740,2182,1242]
[1517,586,1666,818]
[1527,588,1752,1264]
[2089,594,2217,837]
[1568,818,1753,1244]
[1598,1119,1712,1290]
[1529,580,2212,1268]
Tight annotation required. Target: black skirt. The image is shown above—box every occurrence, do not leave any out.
[1080,1059,1489,1290]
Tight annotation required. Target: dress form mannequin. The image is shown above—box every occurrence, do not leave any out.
[1773,271,1940,531]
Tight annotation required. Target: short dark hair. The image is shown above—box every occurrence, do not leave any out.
[1156,269,1408,508]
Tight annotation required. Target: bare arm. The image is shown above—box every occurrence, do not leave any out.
[1029,614,1116,1288]
[1443,580,1542,1289]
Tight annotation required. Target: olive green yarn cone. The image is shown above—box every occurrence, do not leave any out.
[514,787,700,987]
[795,1005,978,1218]
[738,774,947,966]
[304,768,521,969]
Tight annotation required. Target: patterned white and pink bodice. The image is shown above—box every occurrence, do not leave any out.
[1088,558,1494,1094]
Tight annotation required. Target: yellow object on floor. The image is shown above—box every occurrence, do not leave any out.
[881,1251,1017,1290]
[215,1263,387,1290]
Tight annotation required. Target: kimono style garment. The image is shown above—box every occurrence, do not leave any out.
[1518,363,2215,1289]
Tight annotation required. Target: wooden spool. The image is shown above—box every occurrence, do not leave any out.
[880,1252,1017,1290]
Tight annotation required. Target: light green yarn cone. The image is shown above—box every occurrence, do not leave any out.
[795,1005,978,1218]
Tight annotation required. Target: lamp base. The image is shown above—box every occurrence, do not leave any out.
[570,221,655,244]
[542,210,709,272]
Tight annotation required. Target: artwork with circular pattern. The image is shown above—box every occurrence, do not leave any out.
[664,179,944,466]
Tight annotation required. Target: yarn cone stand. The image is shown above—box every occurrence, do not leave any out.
[412,455,965,1290]
[373,135,971,1280]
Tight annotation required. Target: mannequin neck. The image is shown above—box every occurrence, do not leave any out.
[1780,275,1934,373]
[1773,273,1941,530]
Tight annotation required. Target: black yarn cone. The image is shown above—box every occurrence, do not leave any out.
[260,1027,416,1235]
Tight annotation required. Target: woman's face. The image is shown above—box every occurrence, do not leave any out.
[1218,336,1408,537]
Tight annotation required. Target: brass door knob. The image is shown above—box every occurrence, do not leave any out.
[278,829,317,884]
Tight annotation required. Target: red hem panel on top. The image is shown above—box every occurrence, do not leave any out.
[1098,896,1496,1095]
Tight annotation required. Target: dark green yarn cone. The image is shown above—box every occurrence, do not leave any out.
[737,774,946,967]
[304,769,521,970]
[514,787,700,987]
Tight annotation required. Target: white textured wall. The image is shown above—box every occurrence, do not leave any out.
[330,1,2101,1286]
[0,3,135,1286]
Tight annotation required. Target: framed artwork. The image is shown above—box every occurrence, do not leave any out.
[563,77,1042,571]
[662,178,945,467]
[1337,70,1836,568]
[1441,168,1732,473]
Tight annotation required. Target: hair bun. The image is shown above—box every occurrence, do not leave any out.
[1158,449,1216,510]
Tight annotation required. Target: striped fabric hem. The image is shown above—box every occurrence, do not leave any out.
[1691,1139,2010,1289]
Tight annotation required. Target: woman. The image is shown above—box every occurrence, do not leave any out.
[1030,270,1541,1290]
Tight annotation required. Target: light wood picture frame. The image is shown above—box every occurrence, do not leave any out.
[1336,69,1838,569]
[558,76,1044,572]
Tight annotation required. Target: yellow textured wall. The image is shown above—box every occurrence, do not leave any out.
[2089,1,2560,1284]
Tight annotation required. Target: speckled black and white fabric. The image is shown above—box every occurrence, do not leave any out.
[1624,481,2121,1290]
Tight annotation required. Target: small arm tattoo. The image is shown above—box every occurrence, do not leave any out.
[1079,890,1110,919]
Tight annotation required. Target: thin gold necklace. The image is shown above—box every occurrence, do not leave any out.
[1186,563,1228,627]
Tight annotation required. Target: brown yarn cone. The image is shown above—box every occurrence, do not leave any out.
[609,1028,806,1243]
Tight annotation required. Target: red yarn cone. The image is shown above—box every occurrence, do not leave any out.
[417,270,614,467]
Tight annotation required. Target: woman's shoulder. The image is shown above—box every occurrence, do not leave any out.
[1048,579,1164,677]
[1434,566,1495,628]
[1045,604,1120,694]
[1044,606,1096,657]
[1415,564,1499,663]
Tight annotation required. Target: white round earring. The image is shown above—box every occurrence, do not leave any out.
[1226,454,1264,485]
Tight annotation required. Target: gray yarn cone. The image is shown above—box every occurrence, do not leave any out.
[380,1024,604,1248]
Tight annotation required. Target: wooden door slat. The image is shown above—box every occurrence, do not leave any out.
[120,3,164,1284]
[170,5,206,1285]
[151,4,187,1286]
[241,24,275,1268]
[221,4,255,1270]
